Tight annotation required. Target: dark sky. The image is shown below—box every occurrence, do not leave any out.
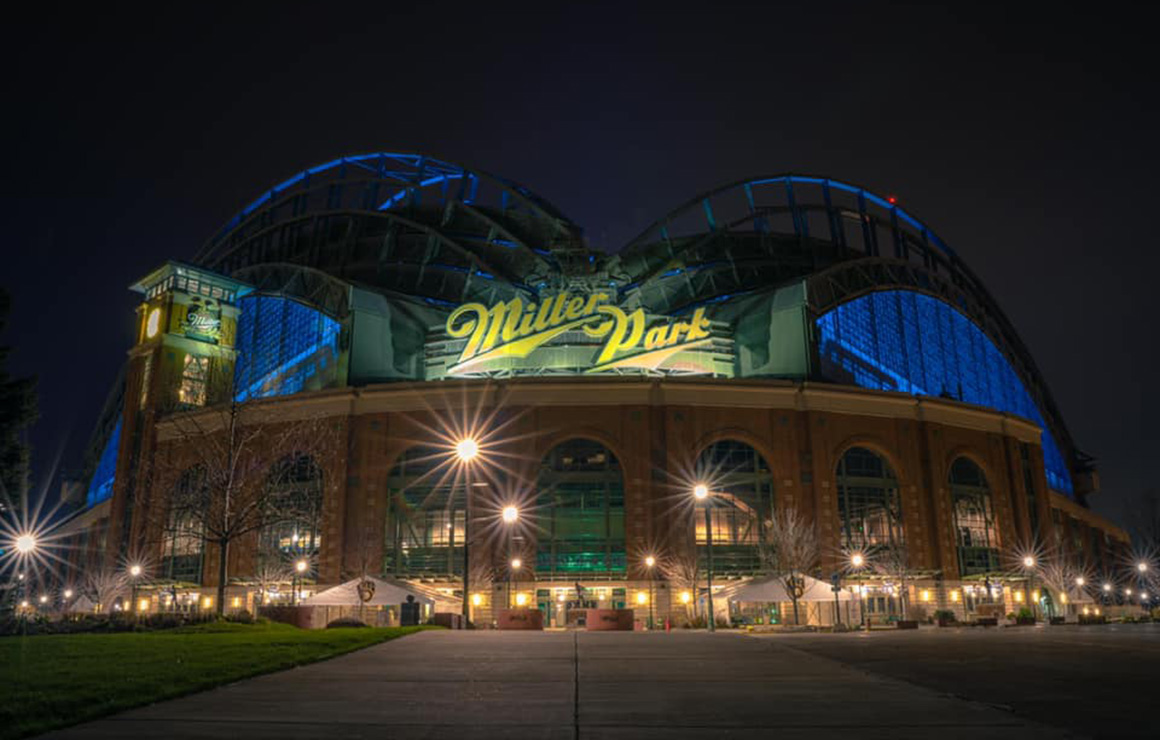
[2,4,1156,530]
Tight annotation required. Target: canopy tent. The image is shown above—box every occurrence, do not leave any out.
[723,574,853,603]
[303,576,435,608]
[67,595,97,613]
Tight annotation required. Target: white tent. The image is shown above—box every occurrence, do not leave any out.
[303,576,435,608]
[67,595,97,613]
[724,574,853,603]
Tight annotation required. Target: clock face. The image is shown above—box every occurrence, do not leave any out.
[145,307,161,339]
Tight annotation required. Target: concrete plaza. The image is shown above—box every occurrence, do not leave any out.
[42,625,1158,739]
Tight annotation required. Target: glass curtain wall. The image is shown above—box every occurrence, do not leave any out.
[694,440,774,575]
[258,454,324,565]
[836,447,905,557]
[161,467,206,583]
[535,439,626,578]
[385,446,465,577]
[949,457,1000,575]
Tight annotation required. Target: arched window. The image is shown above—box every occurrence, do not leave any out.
[949,457,1000,575]
[836,447,904,555]
[535,439,626,577]
[384,446,465,577]
[694,440,774,575]
[259,454,324,561]
[162,466,206,583]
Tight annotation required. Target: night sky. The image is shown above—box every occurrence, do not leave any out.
[2,5,1156,530]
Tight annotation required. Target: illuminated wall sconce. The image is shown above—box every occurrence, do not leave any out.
[138,598,150,612]
[1014,591,1024,603]
[231,597,242,609]
[950,590,960,602]
[636,592,648,605]
[202,597,214,610]
[680,591,692,604]
[515,593,528,607]
[920,590,931,602]
[1031,590,1040,602]
[471,593,483,607]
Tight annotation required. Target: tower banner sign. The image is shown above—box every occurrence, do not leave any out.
[425,291,733,379]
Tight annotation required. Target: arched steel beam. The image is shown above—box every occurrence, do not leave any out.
[195,152,580,270]
[202,208,536,301]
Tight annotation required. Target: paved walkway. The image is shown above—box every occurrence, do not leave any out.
[43,630,1069,739]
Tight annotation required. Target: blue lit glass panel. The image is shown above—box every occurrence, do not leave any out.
[233,296,342,402]
[817,291,1073,496]
[85,417,122,507]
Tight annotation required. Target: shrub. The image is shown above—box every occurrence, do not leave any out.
[934,610,955,622]
[326,617,369,629]
[225,610,255,624]
[1016,607,1034,620]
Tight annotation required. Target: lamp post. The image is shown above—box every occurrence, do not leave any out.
[129,564,143,613]
[693,483,714,632]
[456,438,480,624]
[502,505,519,609]
[850,552,866,629]
[294,558,308,606]
[510,557,522,608]
[1022,555,1037,620]
[645,554,656,630]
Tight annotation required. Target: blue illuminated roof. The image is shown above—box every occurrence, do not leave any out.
[817,290,1073,495]
[234,295,342,402]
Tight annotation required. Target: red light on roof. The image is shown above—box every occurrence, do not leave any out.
[887,195,897,204]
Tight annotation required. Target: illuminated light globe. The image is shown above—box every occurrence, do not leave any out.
[15,534,37,554]
[693,483,709,500]
[1075,576,1085,587]
[1022,556,1036,568]
[851,553,865,568]
[129,564,142,577]
[455,438,479,462]
[645,555,656,568]
[63,589,73,599]
[296,559,308,573]
[502,506,519,524]
[1103,583,1113,592]
[1138,562,1149,573]
[511,558,522,570]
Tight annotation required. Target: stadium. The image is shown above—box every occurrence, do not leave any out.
[60,152,1129,627]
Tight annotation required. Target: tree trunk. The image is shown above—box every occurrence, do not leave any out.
[216,538,228,616]
[792,596,800,626]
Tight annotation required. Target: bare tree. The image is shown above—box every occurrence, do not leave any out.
[157,399,338,615]
[658,547,700,625]
[871,543,915,619]
[85,567,127,613]
[251,561,291,610]
[764,508,819,626]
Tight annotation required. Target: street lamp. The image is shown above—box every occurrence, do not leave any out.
[294,558,308,606]
[14,533,37,554]
[1075,576,1085,587]
[1021,555,1037,620]
[501,504,521,611]
[128,564,143,613]
[644,554,656,630]
[510,557,522,608]
[693,483,714,632]
[455,437,480,624]
[851,552,867,629]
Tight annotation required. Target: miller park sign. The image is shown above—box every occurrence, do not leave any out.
[425,289,735,379]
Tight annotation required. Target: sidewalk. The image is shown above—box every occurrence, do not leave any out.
[42,630,1069,739]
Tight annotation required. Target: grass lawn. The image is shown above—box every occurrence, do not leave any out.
[0,621,435,739]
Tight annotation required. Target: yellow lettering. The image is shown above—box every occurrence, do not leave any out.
[686,308,712,341]
[549,292,570,326]
[531,299,554,332]
[594,306,645,364]
[565,296,585,319]
[584,292,610,315]
[447,303,489,361]
[518,303,538,335]
[643,324,669,350]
